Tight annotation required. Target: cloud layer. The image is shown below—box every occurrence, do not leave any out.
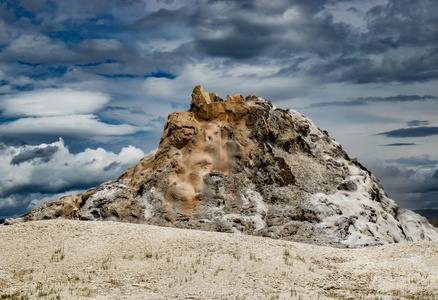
[0,88,110,117]
[0,88,149,140]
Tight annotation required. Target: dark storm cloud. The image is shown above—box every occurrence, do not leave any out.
[309,95,437,108]
[10,145,58,165]
[134,7,190,29]
[307,50,438,84]
[355,53,437,83]
[407,120,429,127]
[303,0,438,84]
[2,0,438,87]
[0,1,180,83]
[359,95,437,103]
[97,71,176,79]
[382,143,418,147]
[0,136,28,147]
[385,155,438,167]
[133,0,350,60]
[378,127,438,138]
[189,1,350,60]
[103,161,121,171]
[366,0,438,49]
[369,160,438,209]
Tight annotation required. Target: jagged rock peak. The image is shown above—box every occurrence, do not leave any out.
[6,85,438,248]
[189,84,254,121]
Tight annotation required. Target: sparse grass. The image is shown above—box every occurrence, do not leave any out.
[283,248,292,265]
[249,252,261,262]
[122,254,134,260]
[109,278,122,287]
[1,291,28,300]
[50,246,65,263]
[214,268,224,276]
[410,277,418,284]
[101,256,112,270]
[295,254,305,263]
[13,269,33,278]
[232,252,241,261]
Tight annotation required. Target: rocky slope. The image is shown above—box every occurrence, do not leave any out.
[6,85,438,247]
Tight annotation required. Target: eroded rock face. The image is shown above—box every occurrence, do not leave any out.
[7,85,438,247]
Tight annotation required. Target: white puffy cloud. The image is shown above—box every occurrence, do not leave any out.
[0,138,146,217]
[0,88,110,117]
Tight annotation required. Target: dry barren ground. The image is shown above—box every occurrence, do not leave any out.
[0,220,437,299]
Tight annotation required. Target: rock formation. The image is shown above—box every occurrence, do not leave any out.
[6,85,438,247]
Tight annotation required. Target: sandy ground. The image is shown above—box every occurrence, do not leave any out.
[0,220,437,299]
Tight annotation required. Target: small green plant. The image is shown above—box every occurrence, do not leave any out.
[37,291,48,297]
[109,279,122,287]
[232,252,241,261]
[101,257,111,270]
[295,254,306,263]
[1,291,28,300]
[122,254,134,260]
[214,268,224,276]
[283,248,293,265]
[144,251,153,259]
[50,246,65,262]
[410,277,418,284]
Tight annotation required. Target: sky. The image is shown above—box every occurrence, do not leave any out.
[1,0,437,219]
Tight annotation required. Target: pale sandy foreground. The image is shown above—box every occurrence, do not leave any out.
[1,220,437,299]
